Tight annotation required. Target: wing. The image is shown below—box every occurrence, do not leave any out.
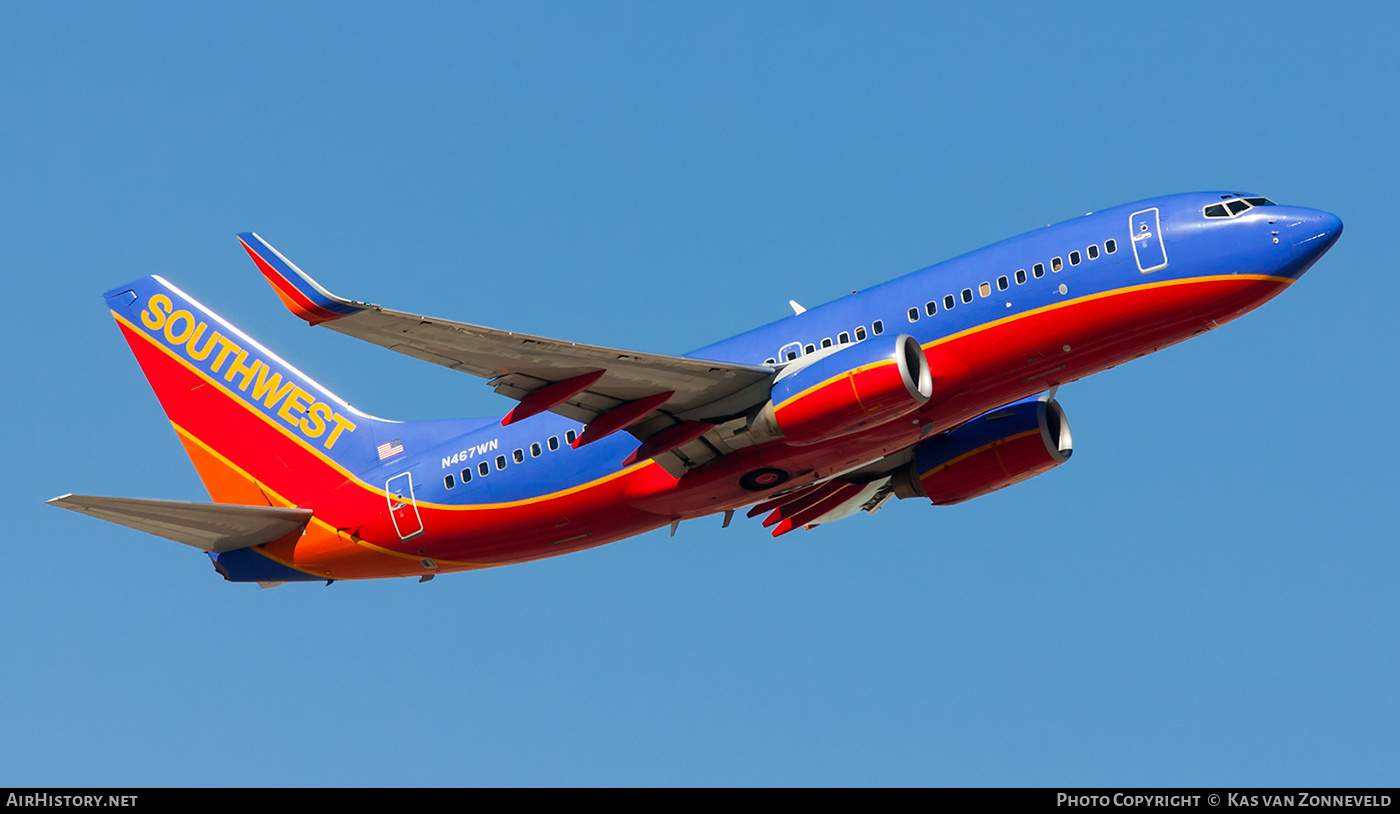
[237,233,776,473]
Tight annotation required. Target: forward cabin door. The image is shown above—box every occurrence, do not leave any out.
[1129,208,1169,273]
[385,472,424,540]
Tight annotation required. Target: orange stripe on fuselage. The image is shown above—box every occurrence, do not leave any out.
[925,274,1292,354]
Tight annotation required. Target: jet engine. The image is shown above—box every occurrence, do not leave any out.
[891,395,1073,505]
[751,334,933,445]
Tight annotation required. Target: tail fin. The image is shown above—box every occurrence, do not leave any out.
[104,275,392,508]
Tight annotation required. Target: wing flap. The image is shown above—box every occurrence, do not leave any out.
[746,475,896,536]
[48,494,313,554]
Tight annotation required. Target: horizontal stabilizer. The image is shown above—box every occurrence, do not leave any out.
[47,494,313,553]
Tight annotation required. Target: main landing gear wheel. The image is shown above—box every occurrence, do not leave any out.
[739,467,790,492]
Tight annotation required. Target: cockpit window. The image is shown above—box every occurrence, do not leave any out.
[1205,196,1274,219]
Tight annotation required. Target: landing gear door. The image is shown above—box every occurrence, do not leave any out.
[1130,208,1168,273]
[385,472,424,540]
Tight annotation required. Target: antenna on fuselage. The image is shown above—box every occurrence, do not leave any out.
[789,300,806,315]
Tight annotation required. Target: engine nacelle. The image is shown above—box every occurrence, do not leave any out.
[753,334,933,446]
[892,396,1073,505]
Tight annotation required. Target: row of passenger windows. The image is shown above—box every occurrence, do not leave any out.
[443,429,578,489]
[902,239,1116,323]
[766,322,884,364]
[764,238,1119,365]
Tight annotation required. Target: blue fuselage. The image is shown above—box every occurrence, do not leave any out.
[398,191,1340,509]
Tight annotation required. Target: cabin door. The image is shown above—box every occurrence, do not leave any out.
[385,472,424,540]
[1129,208,1169,273]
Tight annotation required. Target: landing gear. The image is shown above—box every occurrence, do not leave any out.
[739,467,790,492]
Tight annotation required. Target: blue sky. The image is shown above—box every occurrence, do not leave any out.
[3,2,1396,786]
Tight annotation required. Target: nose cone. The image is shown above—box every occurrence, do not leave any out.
[1292,209,1343,260]
[1271,207,1342,280]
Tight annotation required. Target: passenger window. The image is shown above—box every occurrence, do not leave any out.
[496,455,507,470]
[1033,263,1045,278]
[565,430,577,445]
[925,301,937,317]
[513,449,524,464]
[907,307,919,322]
[822,337,833,347]
[1105,239,1116,253]
[1087,244,1099,260]
[1052,257,1063,272]
[855,326,867,341]
[961,288,973,304]
[804,343,816,354]
[997,276,1008,291]
[1015,269,1027,284]
[1069,251,1080,265]
[978,282,991,297]
[548,436,560,451]
[444,474,455,489]
[944,294,956,310]
[838,332,850,344]
[764,357,776,365]
[872,320,884,335]
[478,462,489,477]
[461,468,472,483]
[785,350,798,361]
[530,442,541,457]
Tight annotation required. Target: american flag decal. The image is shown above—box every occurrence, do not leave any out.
[377,439,404,460]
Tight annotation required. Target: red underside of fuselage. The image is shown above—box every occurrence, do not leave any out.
[123,274,1290,580]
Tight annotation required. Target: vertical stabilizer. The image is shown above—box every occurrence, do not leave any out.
[104,276,391,509]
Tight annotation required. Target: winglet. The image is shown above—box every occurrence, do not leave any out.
[236,232,365,325]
